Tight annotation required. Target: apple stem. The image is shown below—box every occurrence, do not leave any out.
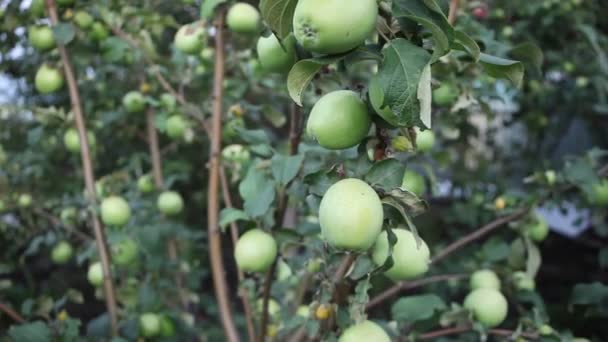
[45,0,119,336]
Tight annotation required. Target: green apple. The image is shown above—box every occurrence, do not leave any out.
[590,179,608,206]
[226,3,260,34]
[222,144,250,163]
[293,0,378,54]
[122,91,146,113]
[139,313,161,337]
[256,298,280,318]
[339,320,390,342]
[51,241,73,264]
[18,194,32,208]
[416,128,435,153]
[30,0,45,17]
[401,170,426,197]
[372,228,430,280]
[87,262,104,287]
[100,196,131,227]
[512,271,535,291]
[502,26,514,37]
[464,288,508,327]
[159,315,175,337]
[525,214,549,242]
[35,65,64,94]
[137,175,155,193]
[160,93,177,112]
[575,76,589,88]
[222,117,245,142]
[234,229,277,272]
[538,324,553,336]
[157,191,184,216]
[306,258,322,273]
[545,170,557,185]
[433,83,458,106]
[90,22,109,41]
[200,47,214,61]
[60,207,77,225]
[63,128,96,153]
[28,26,55,51]
[470,269,501,290]
[112,237,138,265]
[256,33,297,73]
[296,305,310,318]
[166,115,188,139]
[174,22,205,54]
[73,11,93,29]
[319,178,383,251]
[307,90,371,150]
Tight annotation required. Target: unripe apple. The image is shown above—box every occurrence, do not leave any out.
[502,26,514,38]
[159,93,177,112]
[123,91,146,113]
[256,34,297,74]
[590,180,608,206]
[512,271,535,291]
[226,3,260,34]
[256,298,280,318]
[306,258,322,273]
[100,196,131,227]
[297,305,310,318]
[139,313,161,337]
[28,26,55,51]
[73,11,93,29]
[464,288,508,327]
[111,237,138,265]
[293,0,378,54]
[200,47,214,61]
[494,197,506,210]
[60,207,77,224]
[416,128,435,153]
[401,170,426,197]
[174,22,205,54]
[339,320,390,342]
[307,90,371,150]
[137,175,155,193]
[159,315,175,337]
[545,170,557,185]
[234,229,277,272]
[18,194,32,208]
[433,83,458,106]
[470,269,501,290]
[35,65,64,94]
[87,262,104,287]
[30,0,45,17]
[222,144,250,163]
[63,128,95,153]
[525,214,549,242]
[166,115,188,139]
[538,324,554,336]
[51,241,73,264]
[90,22,109,41]
[157,191,184,216]
[222,117,245,142]
[319,178,383,251]
[372,228,430,280]
[575,76,589,88]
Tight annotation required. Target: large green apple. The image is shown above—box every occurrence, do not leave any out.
[590,179,608,206]
[35,65,64,94]
[73,11,93,29]
[137,175,155,193]
[29,26,55,51]
[100,196,131,227]
[112,237,138,265]
[339,320,390,342]
[525,214,549,242]
[401,170,426,197]
[174,22,205,54]
[416,128,435,153]
[470,269,501,290]
[319,178,383,251]
[234,229,277,272]
[139,313,161,338]
[87,262,104,287]
[123,91,146,113]
[157,191,184,216]
[512,271,535,291]
[166,115,188,139]
[306,90,371,150]
[18,194,32,208]
[464,288,508,327]
[256,34,297,73]
[433,83,458,106]
[293,0,378,54]
[63,128,96,153]
[51,241,73,264]
[372,228,430,280]
[226,3,260,34]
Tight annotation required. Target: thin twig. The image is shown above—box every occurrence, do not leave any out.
[207,10,240,342]
[45,0,118,335]
[0,302,25,323]
[258,259,279,342]
[33,208,93,242]
[448,0,460,25]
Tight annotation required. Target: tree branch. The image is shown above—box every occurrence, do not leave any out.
[448,0,460,24]
[0,302,25,324]
[45,0,118,335]
[206,10,240,342]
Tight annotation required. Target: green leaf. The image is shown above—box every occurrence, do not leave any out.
[259,0,298,39]
[287,56,345,106]
[86,313,110,338]
[376,39,432,127]
[391,294,446,322]
[304,168,341,196]
[379,187,429,218]
[453,30,480,62]
[8,321,51,342]
[52,23,75,45]
[481,238,510,262]
[100,37,130,63]
[219,208,250,229]
[509,42,544,73]
[571,282,608,305]
[365,159,405,189]
[236,128,271,145]
[239,165,276,217]
[200,0,227,19]
[271,154,305,185]
[479,53,525,87]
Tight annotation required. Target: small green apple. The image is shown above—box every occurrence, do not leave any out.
[63,128,96,153]
[221,144,250,163]
[339,320,390,342]
[112,237,138,265]
[433,83,458,106]
[256,298,280,318]
[100,196,131,227]
[416,128,435,153]
[90,22,109,41]
[234,229,277,272]
[470,269,501,290]
[590,179,608,206]
[73,11,93,29]
[296,305,310,318]
[166,115,189,139]
[87,262,104,287]
[123,91,146,113]
[60,207,77,224]
[512,271,535,291]
[525,214,549,242]
[28,26,55,51]
[401,170,426,197]
[18,194,32,208]
[139,313,161,337]
[174,22,205,54]
[159,315,175,337]
[464,288,508,327]
[159,93,177,112]
[35,65,64,94]
[51,241,73,264]
[226,3,260,34]
[372,228,430,280]
[157,191,184,216]
[137,175,155,193]
[538,324,554,336]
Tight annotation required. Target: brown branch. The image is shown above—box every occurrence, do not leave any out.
[45,0,118,335]
[0,302,25,324]
[145,108,189,310]
[416,325,539,340]
[207,10,240,342]
[448,0,460,25]
[258,259,279,342]
[33,208,92,242]
[365,273,467,311]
